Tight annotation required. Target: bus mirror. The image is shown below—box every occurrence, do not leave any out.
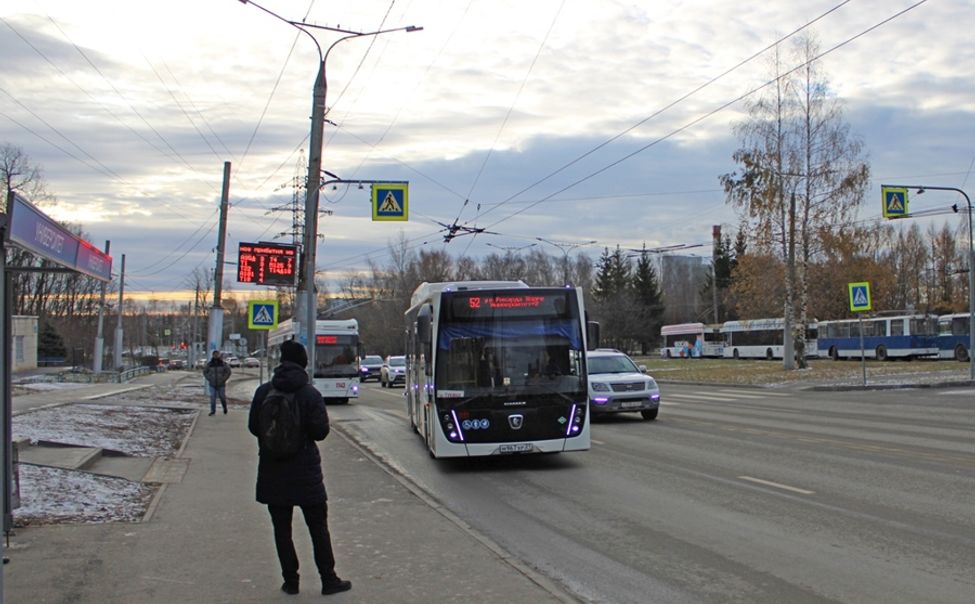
[417,313,431,344]
[587,321,600,350]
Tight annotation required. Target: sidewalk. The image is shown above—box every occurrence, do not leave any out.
[4,372,573,603]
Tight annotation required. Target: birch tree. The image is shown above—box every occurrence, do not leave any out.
[721,33,869,368]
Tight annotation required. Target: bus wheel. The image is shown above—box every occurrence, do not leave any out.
[956,345,970,363]
[733,349,740,360]
[665,350,672,359]
[829,346,839,361]
[765,348,773,360]
[876,345,888,362]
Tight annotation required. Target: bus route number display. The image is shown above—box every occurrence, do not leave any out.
[449,292,570,319]
[237,242,298,286]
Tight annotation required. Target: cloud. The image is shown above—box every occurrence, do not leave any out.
[1,0,973,298]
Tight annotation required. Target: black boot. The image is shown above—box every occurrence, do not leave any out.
[281,581,299,595]
[322,576,351,595]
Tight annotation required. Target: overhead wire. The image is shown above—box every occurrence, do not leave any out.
[473,0,932,236]
[316,0,934,279]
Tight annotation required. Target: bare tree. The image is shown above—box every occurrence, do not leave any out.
[722,33,869,368]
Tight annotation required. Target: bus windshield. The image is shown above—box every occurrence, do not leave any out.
[314,334,359,378]
[435,290,585,396]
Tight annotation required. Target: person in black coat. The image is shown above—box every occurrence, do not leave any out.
[248,340,351,597]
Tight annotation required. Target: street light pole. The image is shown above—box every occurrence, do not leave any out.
[536,238,596,284]
[885,184,974,381]
[239,1,421,379]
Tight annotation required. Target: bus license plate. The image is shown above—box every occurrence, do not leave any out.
[499,443,533,454]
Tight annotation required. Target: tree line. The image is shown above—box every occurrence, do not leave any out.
[3,33,970,369]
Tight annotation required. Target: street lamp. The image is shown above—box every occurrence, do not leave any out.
[536,238,597,284]
[240,1,421,378]
[888,184,974,380]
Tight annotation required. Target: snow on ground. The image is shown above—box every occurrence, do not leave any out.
[16,465,155,526]
[14,403,196,455]
[13,387,199,527]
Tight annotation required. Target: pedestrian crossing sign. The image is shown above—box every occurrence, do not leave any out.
[372,183,409,222]
[882,185,909,218]
[248,300,278,330]
[848,282,872,312]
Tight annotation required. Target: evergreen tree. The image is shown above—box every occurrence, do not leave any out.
[38,320,67,360]
[592,246,639,352]
[631,248,665,354]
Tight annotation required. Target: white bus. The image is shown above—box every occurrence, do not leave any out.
[659,322,724,358]
[721,318,819,360]
[404,281,593,458]
[268,318,360,403]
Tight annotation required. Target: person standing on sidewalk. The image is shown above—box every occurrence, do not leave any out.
[247,340,352,597]
[203,350,231,416]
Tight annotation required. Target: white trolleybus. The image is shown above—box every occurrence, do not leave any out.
[404,281,595,458]
[268,318,361,403]
[659,322,724,358]
[721,317,819,360]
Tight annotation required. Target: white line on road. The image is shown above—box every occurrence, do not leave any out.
[738,475,815,495]
[591,439,605,445]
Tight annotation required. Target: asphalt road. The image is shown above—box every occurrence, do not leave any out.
[329,381,975,604]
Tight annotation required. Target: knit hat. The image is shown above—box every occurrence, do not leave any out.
[280,340,308,368]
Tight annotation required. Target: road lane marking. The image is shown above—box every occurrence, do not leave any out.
[738,475,815,495]
[591,439,605,445]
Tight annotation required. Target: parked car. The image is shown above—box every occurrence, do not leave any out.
[167,359,186,370]
[380,355,406,388]
[242,356,261,368]
[225,355,241,368]
[586,349,660,421]
[359,355,384,382]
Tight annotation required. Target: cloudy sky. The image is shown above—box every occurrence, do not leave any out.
[2,0,973,300]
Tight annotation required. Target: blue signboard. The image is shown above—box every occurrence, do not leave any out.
[247,300,278,330]
[6,192,112,282]
[371,183,409,221]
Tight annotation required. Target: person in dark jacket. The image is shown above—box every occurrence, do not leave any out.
[247,340,351,597]
[203,350,232,416]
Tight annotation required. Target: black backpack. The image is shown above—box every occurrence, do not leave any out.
[257,388,304,460]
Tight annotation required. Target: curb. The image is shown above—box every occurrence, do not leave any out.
[332,424,584,604]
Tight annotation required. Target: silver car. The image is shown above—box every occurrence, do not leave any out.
[586,349,660,421]
[381,355,406,388]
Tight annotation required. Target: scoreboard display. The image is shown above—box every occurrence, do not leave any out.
[237,242,298,286]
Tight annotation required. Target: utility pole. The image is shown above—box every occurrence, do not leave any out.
[93,240,110,372]
[112,254,125,371]
[712,226,720,324]
[208,162,231,355]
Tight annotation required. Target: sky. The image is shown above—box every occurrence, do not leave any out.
[2,0,974,301]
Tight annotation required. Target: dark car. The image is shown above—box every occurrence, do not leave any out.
[359,355,384,382]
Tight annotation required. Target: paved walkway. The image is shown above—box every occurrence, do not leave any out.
[4,371,573,603]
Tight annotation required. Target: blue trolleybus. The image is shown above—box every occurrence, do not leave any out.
[817,314,939,361]
[936,313,972,362]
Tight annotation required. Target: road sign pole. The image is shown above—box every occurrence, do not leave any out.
[859,315,866,387]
